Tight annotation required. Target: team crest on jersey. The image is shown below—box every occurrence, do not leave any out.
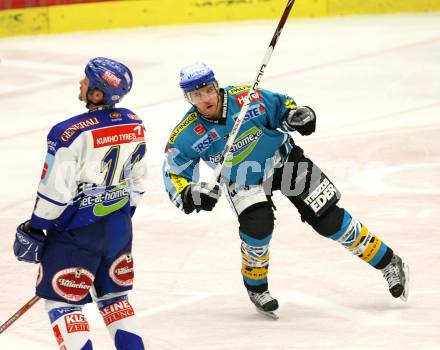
[225,127,263,166]
[192,129,220,153]
[52,268,94,302]
[109,112,122,120]
[109,253,134,286]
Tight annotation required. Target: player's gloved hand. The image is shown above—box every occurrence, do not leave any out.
[182,182,221,214]
[13,221,47,263]
[285,106,316,136]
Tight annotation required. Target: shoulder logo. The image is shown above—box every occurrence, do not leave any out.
[168,112,198,144]
[229,85,251,95]
[60,117,100,142]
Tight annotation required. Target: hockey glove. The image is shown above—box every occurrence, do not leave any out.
[13,221,46,263]
[182,182,221,214]
[285,106,316,136]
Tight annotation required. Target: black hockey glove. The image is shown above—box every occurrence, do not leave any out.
[285,106,316,136]
[182,182,221,214]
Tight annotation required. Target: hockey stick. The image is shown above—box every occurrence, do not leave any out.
[0,295,41,335]
[208,0,296,189]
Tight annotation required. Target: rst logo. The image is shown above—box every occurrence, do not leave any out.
[235,90,262,107]
[192,129,220,153]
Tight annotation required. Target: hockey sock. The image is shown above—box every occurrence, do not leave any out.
[240,231,271,292]
[329,210,393,269]
[45,300,93,350]
[97,294,145,350]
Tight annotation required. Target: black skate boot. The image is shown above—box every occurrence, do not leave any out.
[247,290,279,319]
[381,254,409,301]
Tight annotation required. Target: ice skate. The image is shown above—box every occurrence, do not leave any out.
[247,290,279,319]
[381,254,409,301]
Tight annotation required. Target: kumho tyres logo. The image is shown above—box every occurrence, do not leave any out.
[79,182,130,217]
[225,127,263,166]
[168,112,198,144]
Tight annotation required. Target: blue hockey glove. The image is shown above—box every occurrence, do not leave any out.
[13,221,46,263]
[182,182,221,214]
[285,106,316,136]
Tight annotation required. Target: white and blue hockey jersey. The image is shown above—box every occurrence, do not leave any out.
[163,85,298,210]
[30,108,147,231]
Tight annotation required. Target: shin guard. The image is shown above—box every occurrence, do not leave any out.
[329,210,393,269]
[240,232,271,292]
[97,294,145,350]
[45,300,93,350]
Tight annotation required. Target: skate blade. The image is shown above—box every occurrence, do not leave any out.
[400,263,410,302]
[255,307,279,320]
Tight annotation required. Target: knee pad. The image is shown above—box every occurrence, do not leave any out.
[311,205,345,237]
[239,203,274,240]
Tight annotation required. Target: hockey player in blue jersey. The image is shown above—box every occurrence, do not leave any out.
[163,62,409,318]
[13,57,146,349]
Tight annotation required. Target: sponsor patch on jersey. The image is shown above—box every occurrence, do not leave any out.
[102,70,121,88]
[52,268,94,302]
[232,103,266,124]
[109,253,134,287]
[193,124,206,136]
[192,129,220,153]
[208,152,222,165]
[47,139,57,154]
[284,99,297,110]
[60,117,100,142]
[226,127,263,166]
[170,173,189,193]
[92,124,144,148]
[234,90,262,107]
[100,299,135,326]
[228,85,250,95]
[127,113,141,121]
[169,112,198,144]
[40,153,55,184]
[64,313,90,333]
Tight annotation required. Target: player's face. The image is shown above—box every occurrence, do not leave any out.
[79,76,89,102]
[189,84,221,119]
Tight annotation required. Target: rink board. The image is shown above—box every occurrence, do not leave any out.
[1,0,440,37]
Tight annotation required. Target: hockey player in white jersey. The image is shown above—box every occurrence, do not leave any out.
[13,57,146,349]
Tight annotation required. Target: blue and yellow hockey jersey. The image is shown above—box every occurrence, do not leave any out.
[163,85,299,211]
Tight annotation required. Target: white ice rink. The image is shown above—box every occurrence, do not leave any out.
[1,12,440,349]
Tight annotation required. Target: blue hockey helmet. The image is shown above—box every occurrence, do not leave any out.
[179,62,218,93]
[85,57,133,106]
